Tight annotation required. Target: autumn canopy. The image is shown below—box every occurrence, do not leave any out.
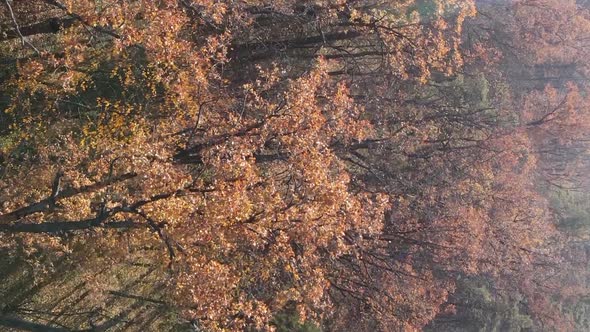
[1,0,590,331]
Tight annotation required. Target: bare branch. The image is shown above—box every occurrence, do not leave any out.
[3,0,40,54]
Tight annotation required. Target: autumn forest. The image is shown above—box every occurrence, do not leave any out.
[1,0,590,331]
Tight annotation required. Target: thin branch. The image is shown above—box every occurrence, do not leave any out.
[133,210,177,264]
[4,0,40,54]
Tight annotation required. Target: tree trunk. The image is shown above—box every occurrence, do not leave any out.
[0,219,142,234]
[1,17,77,42]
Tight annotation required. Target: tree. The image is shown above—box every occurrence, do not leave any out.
[2,0,590,331]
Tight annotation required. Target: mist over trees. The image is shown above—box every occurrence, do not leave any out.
[1,0,589,331]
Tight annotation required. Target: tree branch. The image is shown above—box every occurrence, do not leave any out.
[3,0,40,53]
[0,172,137,224]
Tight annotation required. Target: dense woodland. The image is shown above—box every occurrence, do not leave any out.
[1,0,590,331]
